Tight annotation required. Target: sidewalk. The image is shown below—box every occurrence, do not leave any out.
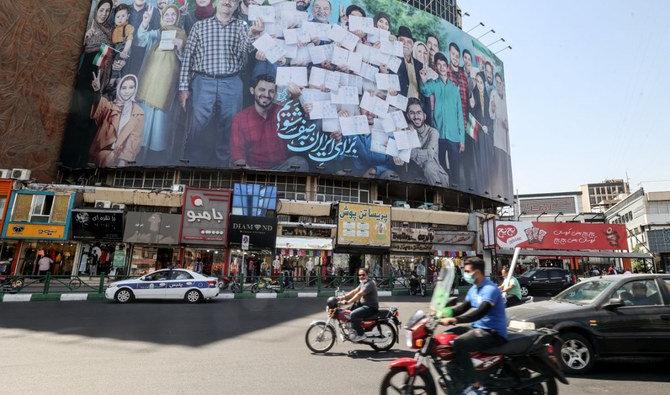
[0,287,466,303]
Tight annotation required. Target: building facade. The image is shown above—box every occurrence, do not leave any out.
[580,179,630,213]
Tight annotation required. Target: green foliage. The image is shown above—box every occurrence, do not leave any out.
[352,0,449,47]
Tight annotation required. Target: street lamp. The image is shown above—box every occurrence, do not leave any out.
[515,211,526,221]
[554,212,564,222]
[536,211,548,222]
[477,29,495,40]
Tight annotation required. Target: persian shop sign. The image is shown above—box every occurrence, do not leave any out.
[5,224,66,240]
[495,221,628,251]
[180,188,232,245]
[337,203,391,247]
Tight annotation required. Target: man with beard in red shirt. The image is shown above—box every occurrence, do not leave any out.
[230,74,309,171]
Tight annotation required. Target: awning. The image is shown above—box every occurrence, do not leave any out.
[275,236,333,250]
[391,207,469,225]
[496,248,653,259]
[277,200,332,216]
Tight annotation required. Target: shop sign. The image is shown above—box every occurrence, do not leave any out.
[112,248,126,268]
[228,215,277,249]
[337,203,391,247]
[648,229,670,253]
[391,242,432,253]
[180,188,232,245]
[123,212,180,245]
[494,221,628,251]
[281,225,333,238]
[4,224,66,239]
[71,209,124,241]
[433,231,475,246]
[391,227,433,243]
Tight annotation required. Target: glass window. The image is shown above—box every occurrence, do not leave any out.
[611,280,663,306]
[0,197,6,222]
[555,279,615,305]
[170,270,193,280]
[30,195,54,223]
[533,271,549,280]
[144,270,170,281]
[548,270,564,279]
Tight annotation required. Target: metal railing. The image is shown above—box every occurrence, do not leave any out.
[0,274,130,294]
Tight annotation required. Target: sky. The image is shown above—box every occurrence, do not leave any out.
[459,0,670,194]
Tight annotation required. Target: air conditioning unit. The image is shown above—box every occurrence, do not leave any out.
[94,200,112,209]
[111,203,126,210]
[316,194,326,202]
[295,193,306,201]
[372,200,384,205]
[393,200,410,208]
[11,169,31,181]
[0,169,10,179]
[171,184,185,193]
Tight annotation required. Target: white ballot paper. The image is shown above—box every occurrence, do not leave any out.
[398,148,412,163]
[307,44,332,65]
[358,62,378,81]
[347,52,363,74]
[367,28,390,44]
[360,92,389,118]
[370,49,389,67]
[393,130,411,150]
[322,118,340,132]
[355,42,372,62]
[309,67,327,87]
[324,69,341,91]
[341,31,360,51]
[387,93,408,111]
[339,115,371,136]
[248,5,276,23]
[300,88,330,105]
[304,21,331,41]
[292,45,312,65]
[375,73,401,91]
[371,131,389,154]
[268,0,287,4]
[385,138,399,156]
[328,25,347,43]
[389,110,408,129]
[374,117,396,133]
[282,42,298,59]
[331,86,359,105]
[310,101,338,119]
[331,46,350,68]
[348,16,374,33]
[386,56,402,73]
[406,129,422,149]
[253,33,286,63]
[276,66,308,87]
[159,30,176,50]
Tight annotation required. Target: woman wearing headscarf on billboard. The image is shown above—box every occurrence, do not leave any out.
[89,74,145,167]
[61,0,114,168]
[135,4,186,164]
[469,71,493,193]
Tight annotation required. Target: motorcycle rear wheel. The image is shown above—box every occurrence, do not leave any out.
[370,322,396,351]
[305,323,336,353]
[380,367,436,395]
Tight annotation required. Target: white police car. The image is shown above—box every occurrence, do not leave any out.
[105,269,219,303]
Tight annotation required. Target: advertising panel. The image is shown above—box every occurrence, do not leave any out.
[647,229,670,253]
[72,209,124,240]
[123,212,180,244]
[180,188,232,245]
[228,215,278,250]
[61,0,512,202]
[519,196,577,215]
[494,221,628,251]
[337,203,391,247]
[4,224,67,240]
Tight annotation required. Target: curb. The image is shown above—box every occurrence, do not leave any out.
[0,290,424,303]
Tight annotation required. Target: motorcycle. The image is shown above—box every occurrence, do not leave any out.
[409,274,427,297]
[218,275,242,293]
[305,297,401,353]
[251,276,283,293]
[381,261,568,395]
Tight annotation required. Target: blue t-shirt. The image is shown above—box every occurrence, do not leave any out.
[465,278,508,339]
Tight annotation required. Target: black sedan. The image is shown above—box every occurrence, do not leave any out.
[507,274,670,374]
[517,267,573,297]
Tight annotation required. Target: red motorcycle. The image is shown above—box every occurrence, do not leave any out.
[381,309,568,394]
[305,296,401,353]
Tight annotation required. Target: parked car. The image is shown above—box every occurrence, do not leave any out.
[517,267,573,296]
[507,274,670,374]
[105,269,219,303]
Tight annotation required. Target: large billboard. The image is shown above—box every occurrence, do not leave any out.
[494,221,628,251]
[61,0,512,202]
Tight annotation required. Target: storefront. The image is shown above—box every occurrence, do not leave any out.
[1,190,76,275]
[276,222,335,280]
[0,179,16,275]
[335,203,391,276]
[71,208,126,276]
[179,188,232,276]
[228,215,278,277]
[123,211,181,276]
[390,225,434,275]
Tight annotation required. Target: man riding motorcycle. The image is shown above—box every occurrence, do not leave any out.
[337,267,378,342]
[438,257,508,394]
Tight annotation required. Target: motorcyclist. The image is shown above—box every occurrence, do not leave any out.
[498,266,522,307]
[337,267,378,342]
[439,257,507,394]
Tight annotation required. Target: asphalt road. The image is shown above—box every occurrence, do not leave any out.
[0,298,668,395]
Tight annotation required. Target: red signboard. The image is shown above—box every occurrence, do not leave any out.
[495,221,628,251]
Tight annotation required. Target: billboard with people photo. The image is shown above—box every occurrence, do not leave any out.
[61,0,513,201]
